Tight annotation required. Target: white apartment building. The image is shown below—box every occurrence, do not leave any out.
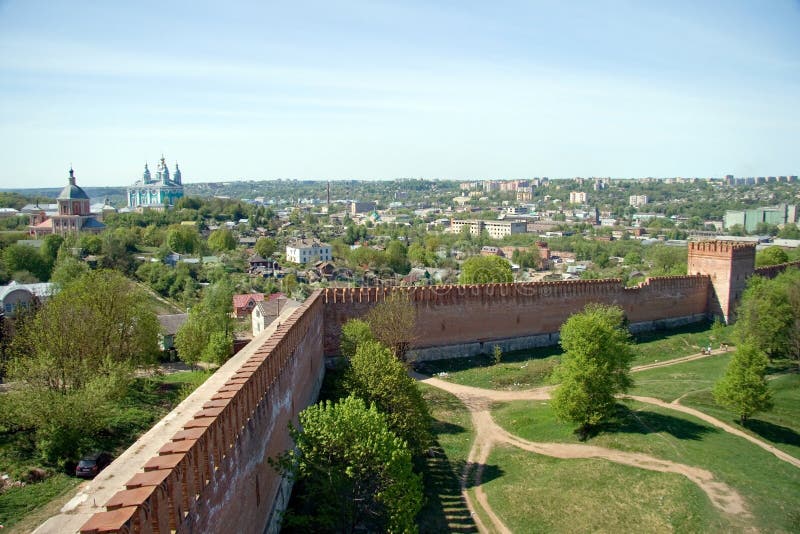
[629,195,649,207]
[450,219,526,239]
[285,239,332,264]
[569,191,588,204]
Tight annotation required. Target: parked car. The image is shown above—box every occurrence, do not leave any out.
[75,452,113,478]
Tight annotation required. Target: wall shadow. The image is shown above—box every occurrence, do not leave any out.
[588,404,716,441]
[743,419,800,448]
[419,442,479,534]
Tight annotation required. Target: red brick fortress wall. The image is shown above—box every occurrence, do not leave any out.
[753,260,800,280]
[79,291,326,534]
[322,276,711,359]
[687,241,755,323]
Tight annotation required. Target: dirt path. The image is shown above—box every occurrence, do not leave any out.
[627,395,800,469]
[631,347,730,372]
[416,373,752,533]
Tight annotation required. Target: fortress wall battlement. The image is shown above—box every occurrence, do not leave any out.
[688,240,757,258]
[80,292,326,534]
[753,260,800,280]
[322,275,711,355]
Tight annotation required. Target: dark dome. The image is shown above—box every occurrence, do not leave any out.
[58,183,90,200]
[58,167,90,200]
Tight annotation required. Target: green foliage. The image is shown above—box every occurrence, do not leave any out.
[458,255,513,284]
[175,279,234,366]
[10,269,160,393]
[365,295,417,361]
[165,224,201,254]
[273,396,422,533]
[551,304,635,435]
[3,243,51,281]
[386,240,411,274]
[755,246,789,267]
[713,343,773,424]
[254,236,276,258]
[345,340,432,455]
[49,255,90,289]
[778,223,800,239]
[207,228,236,252]
[645,244,687,276]
[735,271,799,359]
[340,319,375,359]
[492,344,503,365]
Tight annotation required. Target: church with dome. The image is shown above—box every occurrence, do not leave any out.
[126,155,184,210]
[29,167,106,237]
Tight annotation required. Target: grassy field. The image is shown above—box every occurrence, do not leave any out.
[632,353,733,401]
[632,354,800,458]
[492,399,800,533]
[0,370,210,531]
[417,384,477,533]
[484,445,729,533]
[417,321,736,390]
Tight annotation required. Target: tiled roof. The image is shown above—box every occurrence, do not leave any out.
[232,293,265,309]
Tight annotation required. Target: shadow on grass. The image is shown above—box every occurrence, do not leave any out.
[584,404,716,441]
[431,421,466,435]
[419,443,479,534]
[743,419,800,448]
[415,345,562,376]
[464,462,504,489]
[631,320,716,344]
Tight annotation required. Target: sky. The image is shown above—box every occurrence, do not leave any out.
[0,0,798,188]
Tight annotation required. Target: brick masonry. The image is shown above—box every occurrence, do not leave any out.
[78,241,800,533]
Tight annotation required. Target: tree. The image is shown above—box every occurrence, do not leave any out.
[175,280,234,366]
[3,243,50,281]
[166,224,201,254]
[272,396,423,533]
[340,319,375,359]
[755,246,789,267]
[735,274,795,359]
[458,255,513,284]
[551,304,635,437]
[207,229,236,252]
[10,269,159,392]
[385,240,411,275]
[254,237,277,258]
[345,340,432,455]
[713,343,773,424]
[50,255,90,289]
[778,223,800,239]
[365,294,417,362]
[7,269,160,461]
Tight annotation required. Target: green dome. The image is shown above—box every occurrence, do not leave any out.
[57,168,89,200]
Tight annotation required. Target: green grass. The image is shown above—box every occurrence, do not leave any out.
[0,474,79,533]
[493,399,800,533]
[631,353,732,402]
[632,354,800,458]
[630,322,735,366]
[416,346,562,390]
[0,370,211,530]
[416,321,735,390]
[417,384,477,533]
[484,445,729,533]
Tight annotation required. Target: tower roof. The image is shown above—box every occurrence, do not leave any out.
[57,167,90,200]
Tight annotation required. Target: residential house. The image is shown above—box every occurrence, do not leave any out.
[0,282,55,317]
[157,313,188,352]
[232,293,265,319]
[251,294,288,336]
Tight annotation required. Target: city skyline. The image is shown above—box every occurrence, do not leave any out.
[1,1,798,188]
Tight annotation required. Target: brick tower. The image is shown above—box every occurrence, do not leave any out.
[687,241,756,323]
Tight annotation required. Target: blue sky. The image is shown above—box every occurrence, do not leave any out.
[0,0,798,188]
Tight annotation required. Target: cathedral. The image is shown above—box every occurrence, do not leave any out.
[29,167,106,237]
[126,156,184,210]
